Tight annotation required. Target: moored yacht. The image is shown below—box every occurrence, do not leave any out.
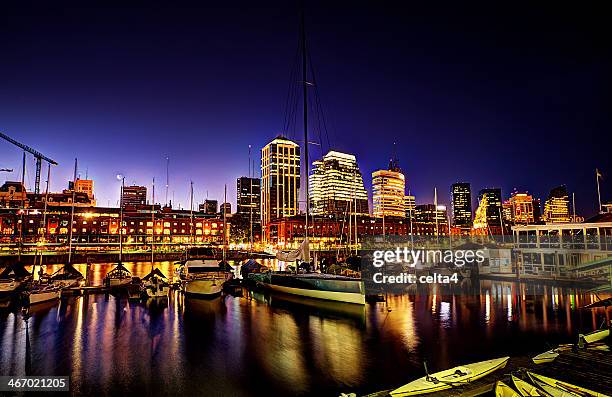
[0,262,32,297]
[181,259,232,297]
[24,283,61,305]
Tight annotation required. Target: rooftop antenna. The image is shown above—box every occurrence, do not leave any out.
[165,156,170,206]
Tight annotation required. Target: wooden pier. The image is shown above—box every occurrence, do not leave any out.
[362,349,612,397]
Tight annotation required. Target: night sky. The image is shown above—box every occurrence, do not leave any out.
[1,1,610,216]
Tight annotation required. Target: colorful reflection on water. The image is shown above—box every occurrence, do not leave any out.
[0,263,610,396]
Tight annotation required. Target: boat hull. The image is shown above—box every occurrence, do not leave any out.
[512,375,543,396]
[496,381,520,397]
[184,279,223,297]
[250,273,365,305]
[105,277,132,288]
[28,290,60,305]
[390,357,510,396]
[528,372,609,397]
[0,280,22,295]
[580,329,610,344]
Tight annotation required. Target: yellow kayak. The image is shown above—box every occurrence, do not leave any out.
[579,329,610,345]
[389,357,509,396]
[512,375,543,396]
[496,381,520,397]
[528,372,611,397]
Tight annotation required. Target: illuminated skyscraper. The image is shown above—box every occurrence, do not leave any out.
[309,150,368,217]
[261,136,300,239]
[473,188,503,234]
[451,182,472,230]
[372,160,405,218]
[543,185,570,223]
[237,176,261,227]
[507,191,535,224]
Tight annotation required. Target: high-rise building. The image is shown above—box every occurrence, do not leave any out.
[413,204,448,235]
[543,185,570,224]
[507,192,535,225]
[473,188,503,234]
[533,198,542,223]
[237,177,261,226]
[309,150,368,217]
[121,185,147,209]
[372,159,405,218]
[199,199,218,214]
[451,183,472,230]
[261,136,300,239]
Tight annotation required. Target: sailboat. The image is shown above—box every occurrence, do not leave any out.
[0,262,31,296]
[247,10,365,305]
[142,177,170,297]
[45,160,84,289]
[103,175,133,288]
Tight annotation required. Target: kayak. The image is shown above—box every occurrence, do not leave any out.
[532,349,559,364]
[389,357,510,396]
[496,381,520,397]
[512,375,543,396]
[528,372,611,397]
[579,329,610,345]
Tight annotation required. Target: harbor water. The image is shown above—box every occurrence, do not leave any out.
[0,262,610,396]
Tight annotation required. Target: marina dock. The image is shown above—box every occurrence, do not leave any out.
[363,349,612,397]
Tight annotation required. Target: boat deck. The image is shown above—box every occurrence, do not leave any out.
[362,349,612,397]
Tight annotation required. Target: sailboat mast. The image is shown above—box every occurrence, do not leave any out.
[68,158,77,264]
[301,10,309,240]
[151,177,155,269]
[223,184,227,262]
[190,181,194,245]
[119,176,124,263]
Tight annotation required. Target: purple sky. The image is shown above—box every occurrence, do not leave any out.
[0,1,610,216]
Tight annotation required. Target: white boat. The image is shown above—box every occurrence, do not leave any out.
[49,264,84,289]
[182,259,232,297]
[512,375,543,396]
[579,329,610,345]
[532,348,560,364]
[496,381,520,397]
[389,356,510,396]
[103,263,132,288]
[528,372,610,397]
[142,268,170,298]
[26,285,61,305]
[0,279,23,294]
[249,272,365,305]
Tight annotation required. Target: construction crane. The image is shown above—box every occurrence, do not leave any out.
[0,131,58,194]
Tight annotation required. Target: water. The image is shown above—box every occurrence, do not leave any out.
[1,263,610,396]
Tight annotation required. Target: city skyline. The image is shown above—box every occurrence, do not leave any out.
[1,2,610,215]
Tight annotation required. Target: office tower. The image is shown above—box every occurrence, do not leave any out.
[532,198,542,223]
[261,136,300,238]
[543,185,570,223]
[237,176,261,225]
[372,159,405,218]
[507,191,535,224]
[473,188,503,234]
[309,150,368,217]
[121,185,147,209]
[451,182,472,230]
[414,203,448,235]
